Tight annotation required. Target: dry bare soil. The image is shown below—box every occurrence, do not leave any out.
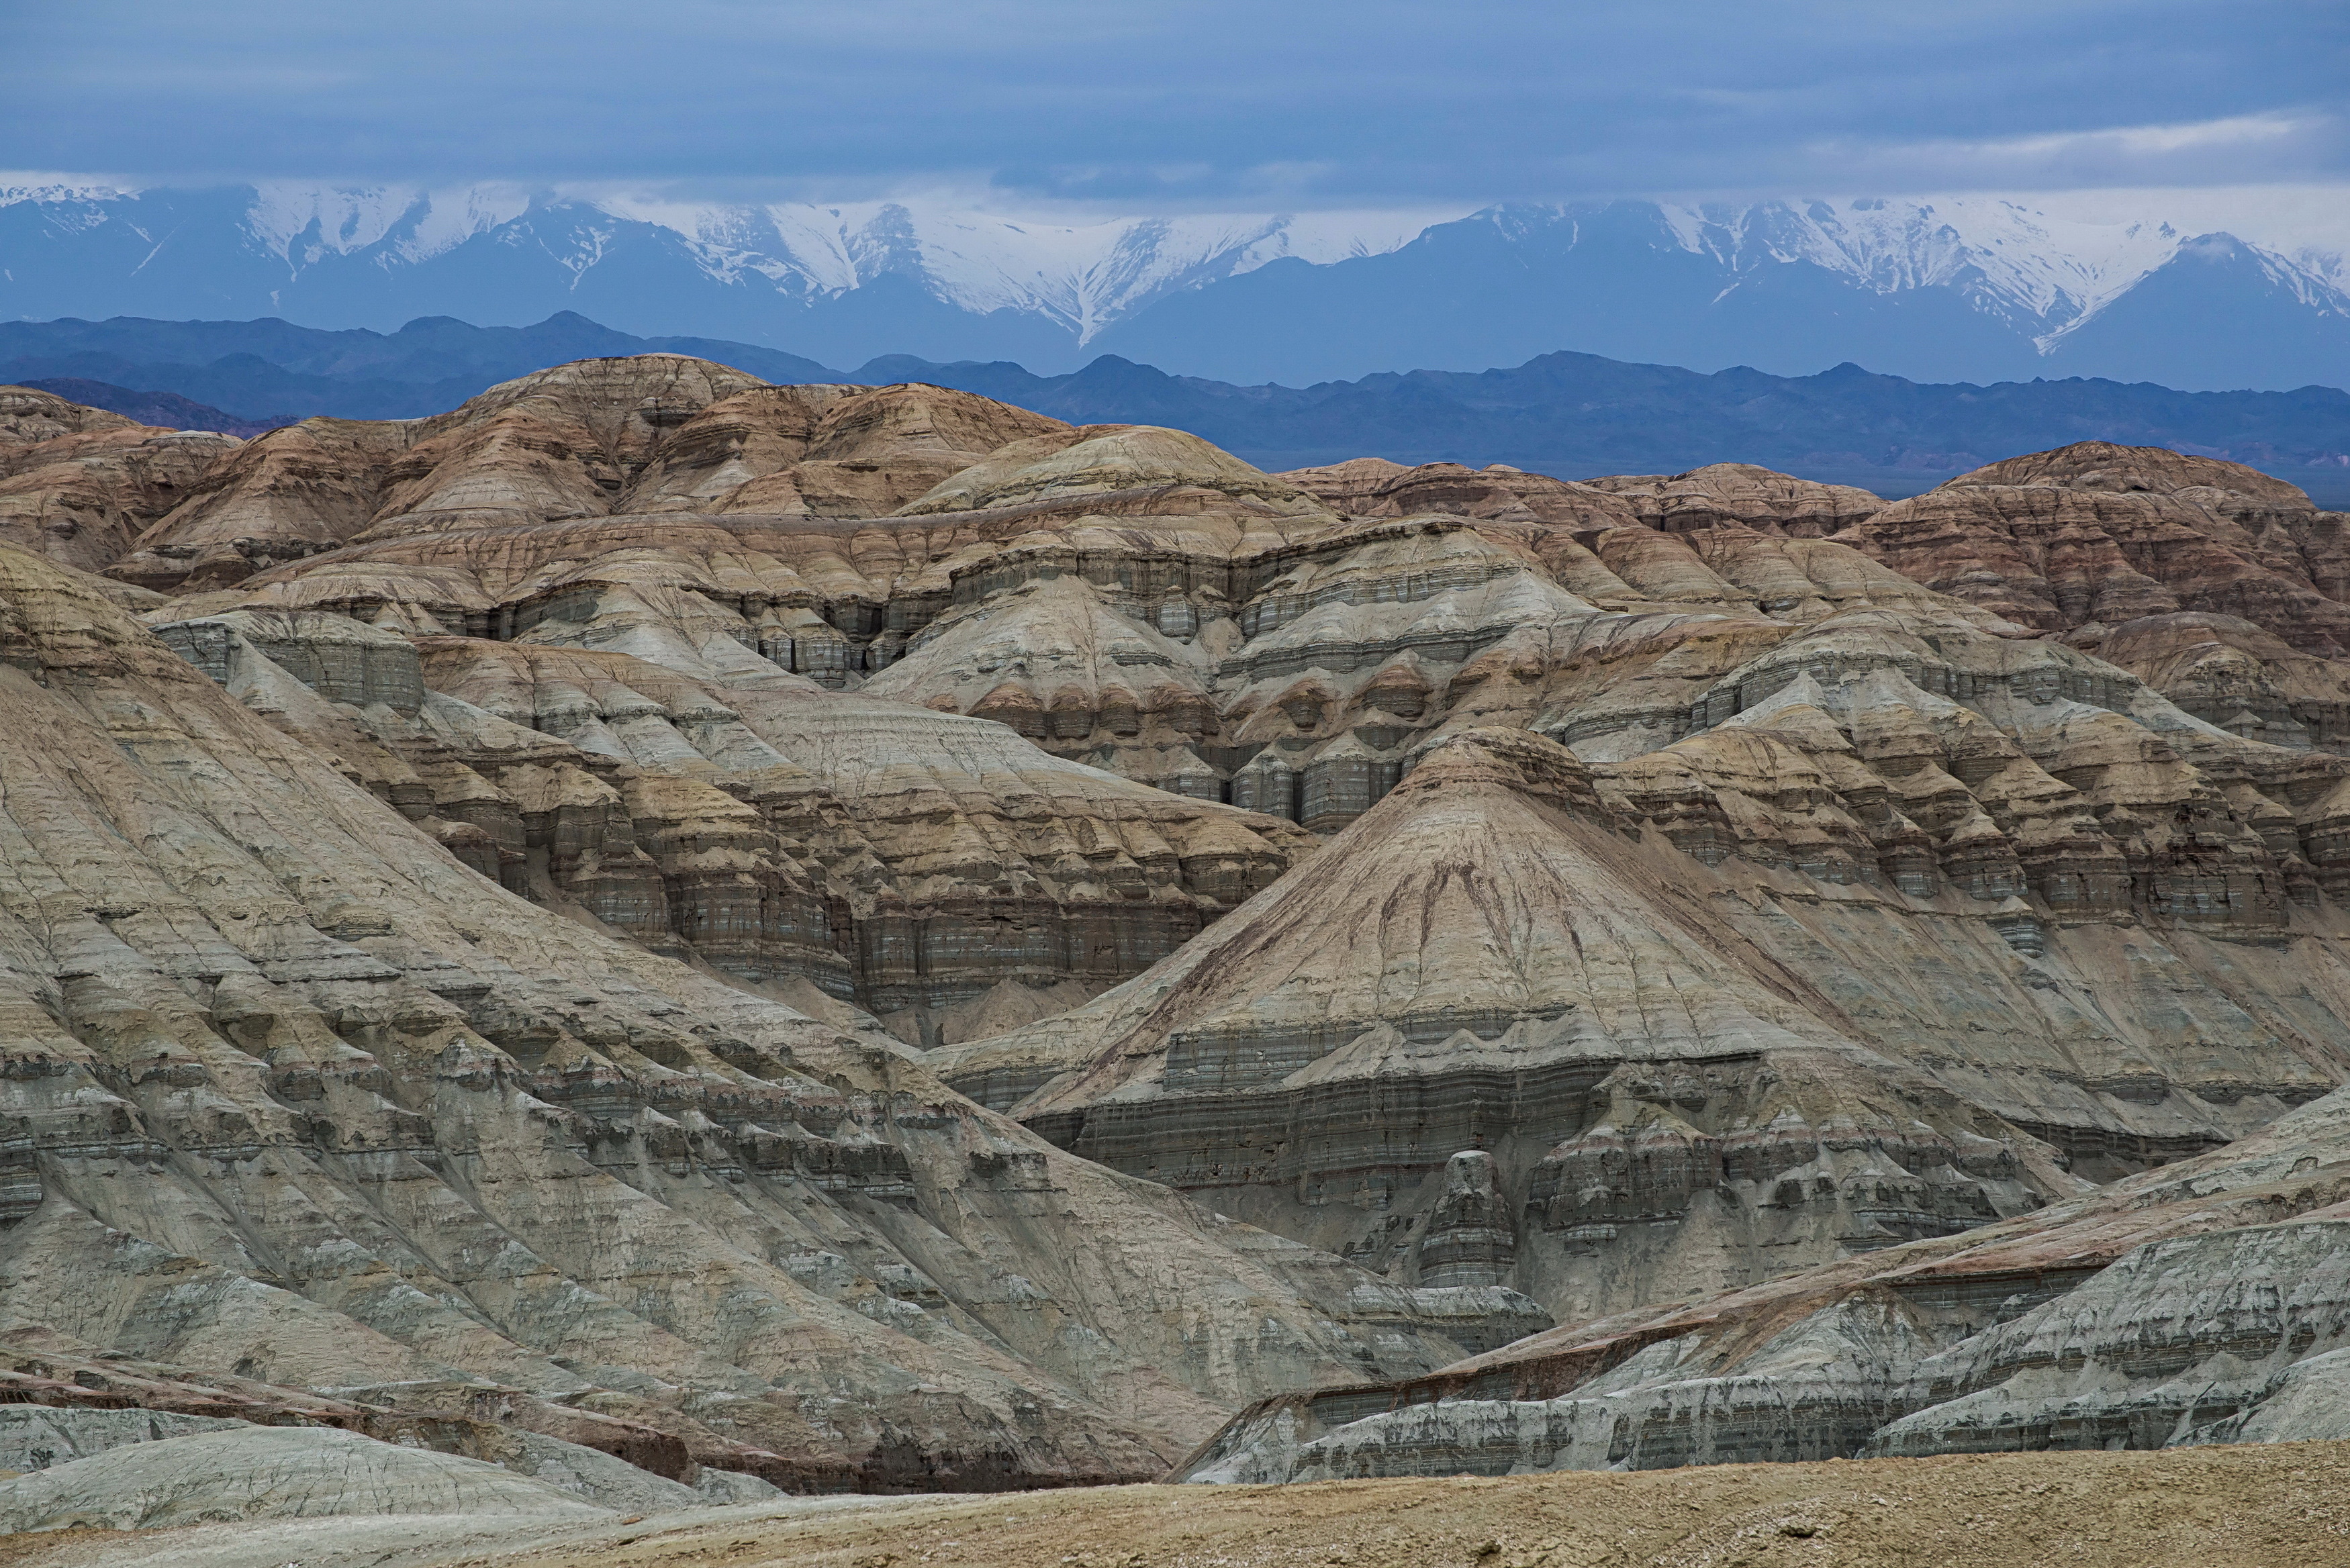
[515,1447,2350,1568]
[18,1441,2335,1568]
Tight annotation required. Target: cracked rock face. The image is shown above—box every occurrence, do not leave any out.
[10,366,2350,1498]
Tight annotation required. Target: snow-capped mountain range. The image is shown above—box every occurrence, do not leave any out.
[3,179,2346,389]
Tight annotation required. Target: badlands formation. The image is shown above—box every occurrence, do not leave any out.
[2,364,2350,1542]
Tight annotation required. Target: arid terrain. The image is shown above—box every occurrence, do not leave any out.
[9,1443,2348,1568]
[3,361,2350,1555]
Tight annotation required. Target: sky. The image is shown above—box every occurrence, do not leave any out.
[5,1,2348,209]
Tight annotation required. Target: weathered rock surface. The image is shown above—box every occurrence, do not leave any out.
[0,1406,250,1475]
[1180,1079,2350,1481]
[101,364,1062,597]
[0,543,1522,1501]
[1279,458,1642,531]
[0,1427,610,1532]
[0,1328,796,1499]
[0,1402,705,1515]
[13,372,2350,1501]
[134,600,1310,1032]
[0,387,242,577]
[1830,444,2350,748]
[1581,462,1889,537]
[954,720,2350,1324]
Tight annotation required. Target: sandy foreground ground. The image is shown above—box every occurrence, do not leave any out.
[6,1442,2348,1568]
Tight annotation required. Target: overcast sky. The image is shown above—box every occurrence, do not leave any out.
[7,1,2347,207]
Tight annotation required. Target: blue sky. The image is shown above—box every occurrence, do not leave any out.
[7,1,2347,205]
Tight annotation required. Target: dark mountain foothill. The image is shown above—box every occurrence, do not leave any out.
[2,311,2344,501]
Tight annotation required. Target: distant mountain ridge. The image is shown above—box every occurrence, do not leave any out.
[4,182,2346,389]
[7,312,2347,502]
[880,352,2350,501]
[0,313,835,420]
[15,377,293,438]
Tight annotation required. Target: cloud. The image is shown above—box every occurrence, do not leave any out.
[1795,112,2349,193]
[2007,113,2319,158]
[2,1,2343,204]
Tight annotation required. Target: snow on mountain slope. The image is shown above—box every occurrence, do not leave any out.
[3,179,1451,342]
[1640,194,2328,346]
[242,182,536,269]
[1,179,2344,387]
[20,179,2328,340]
[515,195,1458,338]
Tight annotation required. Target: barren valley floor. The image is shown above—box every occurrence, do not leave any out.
[10,1442,2349,1568]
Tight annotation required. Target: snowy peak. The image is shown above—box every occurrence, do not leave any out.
[1475,193,2348,353]
[590,197,1450,337]
[1,179,2344,389]
[8,179,2336,340]
[1630,195,2312,338]
[102,183,1454,341]
[242,183,536,270]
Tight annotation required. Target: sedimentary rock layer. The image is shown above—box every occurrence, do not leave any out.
[951,722,2350,1324]
[1,387,241,578]
[0,544,1527,1496]
[1828,444,2350,748]
[1180,1079,2350,1481]
[13,367,2350,1496]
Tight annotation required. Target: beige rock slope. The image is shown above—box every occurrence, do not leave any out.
[12,366,2350,1501]
[117,364,1320,1040]
[146,605,1307,1042]
[941,438,2350,1340]
[1582,462,1889,536]
[0,544,1530,1496]
[1181,1076,2350,1481]
[1832,443,2350,749]
[106,364,1059,600]
[0,387,241,577]
[948,720,2350,1317]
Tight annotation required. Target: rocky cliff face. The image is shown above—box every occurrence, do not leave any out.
[8,368,2350,1500]
[1828,444,2350,750]
[1179,1079,2350,1481]
[1,387,242,578]
[949,722,2350,1320]
[0,544,1527,1496]
[145,607,1308,1040]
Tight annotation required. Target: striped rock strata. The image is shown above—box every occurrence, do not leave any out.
[1178,1078,2350,1480]
[142,605,1308,1039]
[1830,444,2350,750]
[13,370,2350,1493]
[0,545,1536,1496]
[0,387,242,578]
[943,719,2350,1325]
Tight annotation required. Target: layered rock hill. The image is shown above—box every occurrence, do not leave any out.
[1286,446,2350,761]
[90,364,1344,1040]
[1180,1076,2350,1481]
[945,724,2350,1324]
[941,440,2350,1338]
[11,369,2350,1497]
[0,544,1532,1498]
[1830,444,2350,750]
[1,387,241,579]
[146,605,1308,1043]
